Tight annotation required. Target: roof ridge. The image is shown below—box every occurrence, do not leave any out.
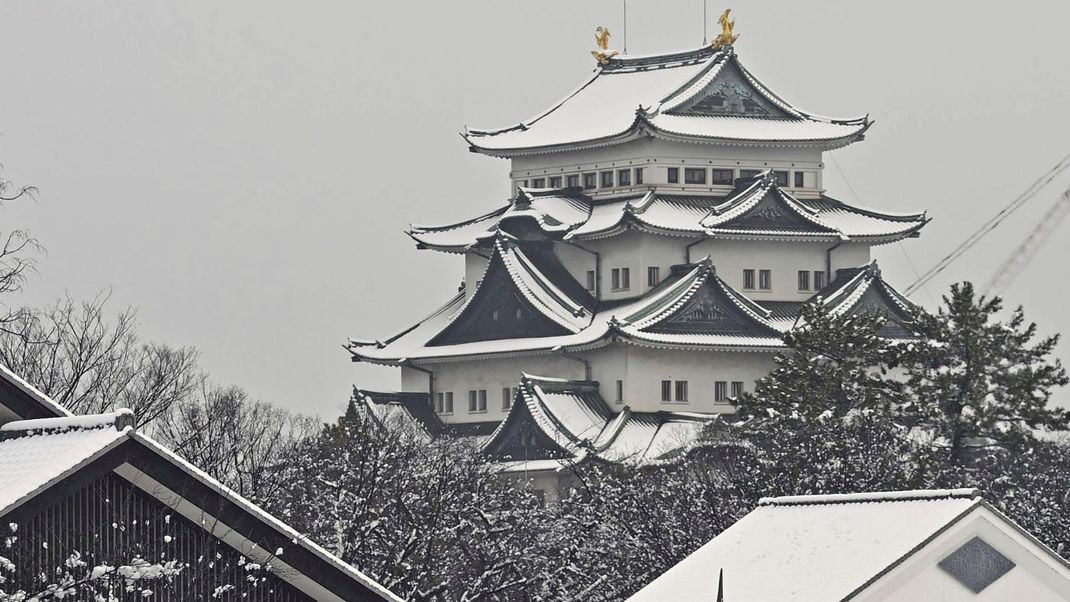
[759,488,980,507]
[1,409,135,437]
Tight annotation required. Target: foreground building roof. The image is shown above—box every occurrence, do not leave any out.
[463,46,870,157]
[408,173,927,252]
[0,398,400,601]
[629,489,1070,602]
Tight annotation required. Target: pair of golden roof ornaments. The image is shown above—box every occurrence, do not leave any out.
[592,8,738,64]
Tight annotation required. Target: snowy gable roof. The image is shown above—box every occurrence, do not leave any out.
[816,261,917,337]
[0,363,73,425]
[629,489,1070,602]
[464,47,869,157]
[0,410,133,517]
[483,374,714,470]
[408,188,592,253]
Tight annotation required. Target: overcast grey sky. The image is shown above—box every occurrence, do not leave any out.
[1,1,1068,419]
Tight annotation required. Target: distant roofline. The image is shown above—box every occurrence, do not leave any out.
[759,488,980,507]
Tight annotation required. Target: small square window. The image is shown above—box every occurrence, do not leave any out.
[502,387,512,410]
[444,392,453,413]
[532,177,546,188]
[714,381,727,402]
[583,172,597,189]
[611,268,620,290]
[600,171,614,188]
[435,392,444,413]
[675,380,688,402]
[814,271,826,290]
[740,169,761,180]
[521,179,528,187]
[660,380,672,401]
[743,269,756,290]
[647,266,660,288]
[667,167,680,184]
[615,380,623,402]
[566,174,580,188]
[684,168,707,184]
[549,176,562,188]
[620,267,630,290]
[711,169,734,185]
[468,390,478,412]
[759,269,772,290]
[798,270,810,291]
[491,309,499,321]
[617,169,631,186]
[586,270,596,292]
[731,381,744,399]
[794,171,805,188]
[774,171,789,187]
[515,307,523,319]
[478,389,487,412]
[634,168,644,185]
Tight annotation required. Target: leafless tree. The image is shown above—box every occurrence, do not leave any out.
[0,170,41,326]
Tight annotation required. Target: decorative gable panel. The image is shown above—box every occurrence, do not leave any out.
[938,536,1016,593]
[668,60,793,119]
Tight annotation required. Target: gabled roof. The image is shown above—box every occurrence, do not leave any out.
[348,258,786,365]
[815,261,917,337]
[628,489,1070,602]
[482,374,714,470]
[0,363,72,425]
[408,188,592,253]
[0,410,401,601]
[464,46,870,157]
[407,178,926,252]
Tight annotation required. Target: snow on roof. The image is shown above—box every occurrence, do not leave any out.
[628,489,983,602]
[0,363,73,420]
[0,413,131,516]
[464,47,869,157]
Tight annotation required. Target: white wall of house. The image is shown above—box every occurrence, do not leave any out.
[510,138,826,199]
[830,241,873,274]
[407,355,586,424]
[572,231,689,301]
[463,250,491,303]
[859,507,1070,601]
[585,344,775,413]
[554,241,597,294]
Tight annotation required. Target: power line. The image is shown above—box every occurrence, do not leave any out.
[904,151,1070,296]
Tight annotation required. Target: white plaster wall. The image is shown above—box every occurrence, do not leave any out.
[420,355,585,424]
[830,241,873,274]
[859,508,1070,602]
[689,238,841,301]
[401,365,429,392]
[585,345,775,414]
[554,241,597,293]
[579,231,690,301]
[464,250,491,303]
[510,138,826,199]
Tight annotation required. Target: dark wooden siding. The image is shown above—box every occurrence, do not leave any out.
[4,471,313,601]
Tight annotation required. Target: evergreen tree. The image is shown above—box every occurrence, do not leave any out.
[902,283,1069,461]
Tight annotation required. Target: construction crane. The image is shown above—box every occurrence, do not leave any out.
[983,185,1070,296]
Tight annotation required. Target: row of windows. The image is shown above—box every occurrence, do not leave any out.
[434,388,517,415]
[666,167,804,188]
[525,168,645,191]
[744,269,829,292]
[491,308,524,321]
[659,380,744,402]
[587,266,662,293]
[797,270,828,291]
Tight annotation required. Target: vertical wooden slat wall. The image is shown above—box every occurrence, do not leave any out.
[5,471,313,601]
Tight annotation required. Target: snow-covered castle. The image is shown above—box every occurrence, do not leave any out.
[348,18,925,488]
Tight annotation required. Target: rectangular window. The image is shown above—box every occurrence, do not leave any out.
[531,177,546,188]
[444,392,453,413]
[566,174,580,188]
[684,168,707,184]
[798,270,810,291]
[814,270,826,290]
[586,270,596,292]
[740,169,761,179]
[647,266,660,288]
[583,172,597,189]
[661,380,672,402]
[731,381,744,399]
[468,390,477,412]
[794,171,805,188]
[667,167,680,184]
[743,269,756,290]
[611,268,620,290]
[634,167,644,185]
[715,381,728,402]
[600,170,614,188]
[478,389,487,412]
[521,180,528,188]
[617,169,631,186]
[759,269,772,290]
[435,392,444,413]
[675,380,689,402]
[711,168,734,185]
[549,176,562,188]
[774,171,789,187]
[620,267,630,290]
[615,380,624,402]
[502,387,512,410]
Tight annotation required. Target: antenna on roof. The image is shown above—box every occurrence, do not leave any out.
[622,0,628,54]
[703,0,709,46]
